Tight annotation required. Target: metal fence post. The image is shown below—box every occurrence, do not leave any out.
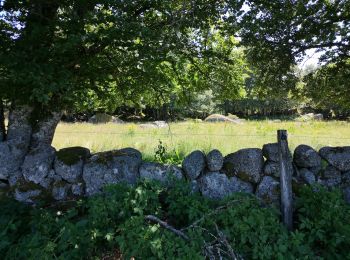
[277,130,293,230]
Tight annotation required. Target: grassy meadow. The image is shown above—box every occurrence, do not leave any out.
[53,120,350,162]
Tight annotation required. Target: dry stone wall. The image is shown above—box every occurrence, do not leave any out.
[1,143,350,205]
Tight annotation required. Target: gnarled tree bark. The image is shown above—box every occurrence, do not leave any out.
[0,105,33,182]
[0,104,62,186]
[21,111,62,186]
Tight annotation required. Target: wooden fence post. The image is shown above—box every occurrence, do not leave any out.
[277,130,293,230]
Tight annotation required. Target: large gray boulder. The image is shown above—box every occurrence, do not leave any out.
[139,121,168,129]
[139,162,183,184]
[22,146,56,186]
[206,149,224,172]
[153,121,168,128]
[294,145,321,168]
[54,147,91,183]
[263,161,280,178]
[182,150,206,180]
[295,113,324,122]
[319,146,350,172]
[83,148,142,195]
[83,154,119,196]
[224,148,264,184]
[88,113,123,124]
[198,172,253,200]
[111,148,142,184]
[262,143,279,162]
[255,176,280,205]
[319,165,342,188]
[204,114,243,124]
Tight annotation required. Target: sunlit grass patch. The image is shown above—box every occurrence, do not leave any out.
[53,120,350,161]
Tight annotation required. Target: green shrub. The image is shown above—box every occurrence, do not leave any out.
[295,186,350,258]
[0,182,350,259]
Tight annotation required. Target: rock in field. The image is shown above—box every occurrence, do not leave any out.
[224,148,264,184]
[182,150,206,180]
[204,114,243,124]
[89,113,124,124]
[206,149,224,171]
[319,146,350,172]
[139,121,168,129]
[293,145,321,168]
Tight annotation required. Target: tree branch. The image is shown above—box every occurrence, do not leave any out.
[144,215,189,240]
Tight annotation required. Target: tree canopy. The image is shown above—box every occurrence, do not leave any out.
[0,0,349,116]
[0,0,240,110]
[235,0,349,100]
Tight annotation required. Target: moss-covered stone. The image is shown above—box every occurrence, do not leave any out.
[92,149,139,165]
[13,179,53,203]
[56,147,90,166]
[15,179,43,192]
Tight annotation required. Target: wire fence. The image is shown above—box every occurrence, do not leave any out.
[54,131,350,140]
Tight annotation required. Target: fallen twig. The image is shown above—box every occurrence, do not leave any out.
[144,215,189,240]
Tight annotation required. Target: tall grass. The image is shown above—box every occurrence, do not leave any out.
[52,120,350,160]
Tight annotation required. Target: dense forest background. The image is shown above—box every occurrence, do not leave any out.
[1,0,349,124]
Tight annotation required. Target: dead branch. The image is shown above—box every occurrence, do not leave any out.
[144,215,189,241]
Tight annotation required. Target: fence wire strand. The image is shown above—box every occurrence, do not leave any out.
[54,131,350,140]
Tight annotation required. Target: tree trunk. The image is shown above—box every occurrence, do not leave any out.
[21,111,62,186]
[7,105,33,144]
[0,105,33,182]
[29,111,62,150]
[0,105,62,186]
[0,100,5,142]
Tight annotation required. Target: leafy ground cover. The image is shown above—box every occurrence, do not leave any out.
[1,180,349,259]
[53,120,350,163]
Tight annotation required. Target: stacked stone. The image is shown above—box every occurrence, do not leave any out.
[293,145,321,186]
[293,146,350,203]
[183,149,254,200]
[2,142,350,205]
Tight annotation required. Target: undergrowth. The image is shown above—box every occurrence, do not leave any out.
[1,180,349,259]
